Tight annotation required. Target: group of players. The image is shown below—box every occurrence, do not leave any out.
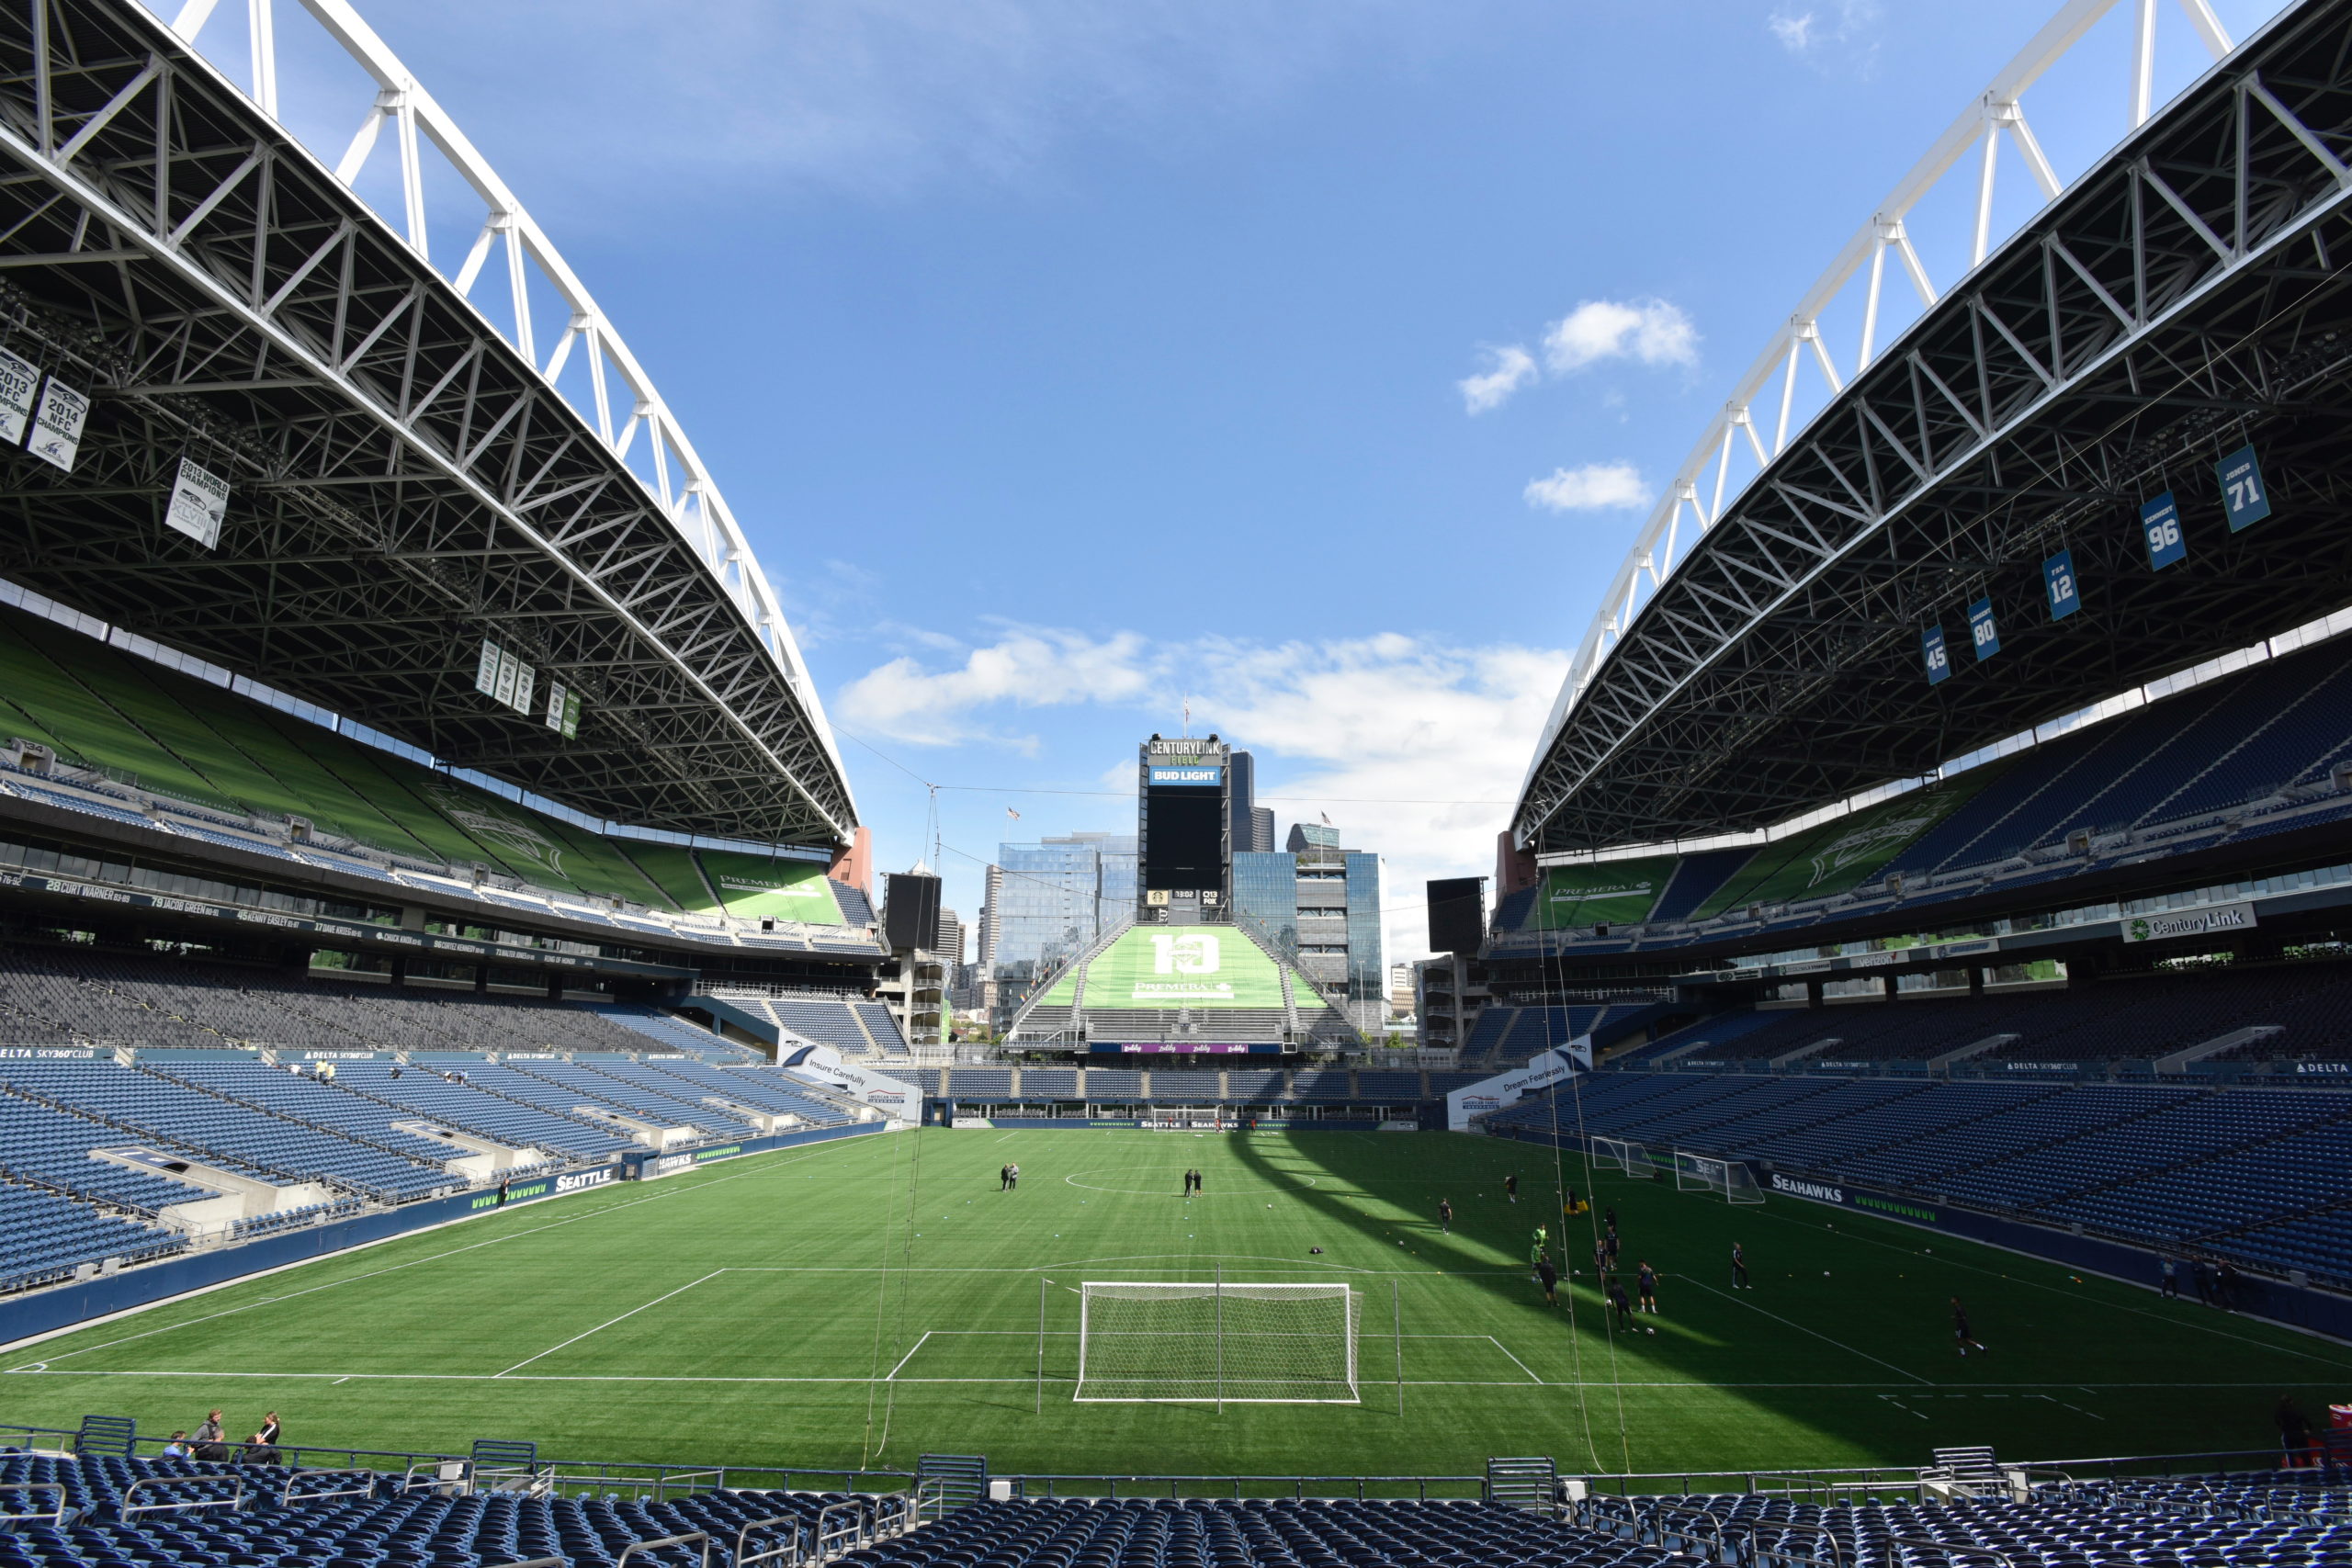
[1433,1172,1689,1337]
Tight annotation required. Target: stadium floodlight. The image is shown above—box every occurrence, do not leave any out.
[1673,1150,1764,1204]
[1074,1281,1359,1404]
[1589,1136,1657,1179]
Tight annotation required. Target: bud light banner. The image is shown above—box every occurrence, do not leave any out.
[1148,765,1221,786]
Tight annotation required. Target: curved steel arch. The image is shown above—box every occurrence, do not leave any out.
[1521,0,2249,837]
[1511,0,2352,854]
[0,0,855,844]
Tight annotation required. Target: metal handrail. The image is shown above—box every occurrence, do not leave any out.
[613,1531,710,1568]
[279,1470,378,1506]
[814,1500,872,1562]
[120,1475,244,1517]
[1743,1519,1849,1568]
[0,1483,66,1528]
[733,1511,807,1568]
[654,1469,723,1503]
[401,1460,469,1495]
[1881,1534,2020,1568]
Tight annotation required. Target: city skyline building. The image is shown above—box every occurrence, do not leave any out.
[1232,820,1386,1038]
[981,830,1139,1023]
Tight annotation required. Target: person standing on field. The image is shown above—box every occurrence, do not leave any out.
[1505,1174,1519,1204]
[1536,1255,1559,1307]
[1438,1198,1453,1234]
[1732,1242,1751,1291]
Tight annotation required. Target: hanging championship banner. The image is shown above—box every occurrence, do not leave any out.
[164,457,232,548]
[1967,596,2000,661]
[2216,444,2270,532]
[0,348,40,446]
[475,639,502,698]
[2141,491,2186,569]
[1922,626,1951,685]
[28,376,88,472]
[543,682,582,739]
[2042,550,2079,620]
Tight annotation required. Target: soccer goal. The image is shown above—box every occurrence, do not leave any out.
[1589,1135,1657,1179]
[1073,1281,1359,1404]
[1673,1149,1764,1204]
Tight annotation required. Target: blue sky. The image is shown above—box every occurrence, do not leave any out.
[158,0,2290,961]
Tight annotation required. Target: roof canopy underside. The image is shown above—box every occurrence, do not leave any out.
[1518,0,2352,855]
[0,0,855,848]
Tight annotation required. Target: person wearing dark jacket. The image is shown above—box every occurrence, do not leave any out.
[192,1410,226,1461]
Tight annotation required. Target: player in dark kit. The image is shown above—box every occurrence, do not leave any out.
[1732,1242,1751,1290]
[1438,1198,1453,1234]
[1951,1296,1987,1355]
[1536,1256,1559,1307]
[1505,1174,1519,1205]
[1635,1260,1659,1331]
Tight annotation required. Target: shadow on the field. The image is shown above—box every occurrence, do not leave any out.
[1222,1122,1905,1467]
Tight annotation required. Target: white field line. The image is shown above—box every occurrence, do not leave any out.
[495,1270,725,1377]
[884,1332,933,1381]
[2,1367,2294,1389]
[1483,1336,1544,1384]
[1677,1276,1934,1385]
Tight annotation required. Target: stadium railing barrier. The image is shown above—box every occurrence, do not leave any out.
[0,1422,2324,1508]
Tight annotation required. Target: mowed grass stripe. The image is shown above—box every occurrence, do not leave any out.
[6,1129,2348,1477]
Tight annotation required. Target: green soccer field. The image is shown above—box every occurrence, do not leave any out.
[6,1128,2347,1481]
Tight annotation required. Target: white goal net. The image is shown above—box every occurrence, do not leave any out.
[1074,1281,1359,1404]
[1589,1135,1657,1179]
[1672,1149,1764,1203]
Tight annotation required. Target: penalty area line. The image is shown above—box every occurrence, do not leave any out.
[495,1270,725,1378]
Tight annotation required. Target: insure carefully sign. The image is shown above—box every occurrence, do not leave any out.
[28,376,87,472]
[164,457,231,548]
[1967,597,1999,661]
[0,347,39,446]
[1922,626,1951,685]
[2043,550,2079,620]
[2217,444,2271,532]
[2142,491,2186,569]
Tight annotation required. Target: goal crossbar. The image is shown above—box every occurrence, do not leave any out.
[1590,1134,1657,1179]
[1074,1280,1359,1404]
[1673,1148,1764,1204]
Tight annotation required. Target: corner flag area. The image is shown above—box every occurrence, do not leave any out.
[7,1130,2345,1478]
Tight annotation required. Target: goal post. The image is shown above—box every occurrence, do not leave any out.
[1074,1281,1359,1404]
[1673,1148,1764,1204]
[1589,1135,1657,1179]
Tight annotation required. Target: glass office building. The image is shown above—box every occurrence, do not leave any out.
[1230,835,1385,1037]
[984,832,1138,1020]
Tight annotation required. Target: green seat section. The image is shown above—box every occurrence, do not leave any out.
[1691,770,2001,919]
[0,611,246,812]
[695,849,844,924]
[1527,856,1679,931]
[1037,925,1326,1012]
[618,844,721,915]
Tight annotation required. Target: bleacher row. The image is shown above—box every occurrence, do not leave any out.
[1634,965,2352,1066]
[1458,1006,1650,1069]
[698,990,910,1059]
[0,600,881,955]
[1,1448,2347,1568]
[0,945,905,1065]
[0,1046,863,1292]
[909,1066,1491,1103]
[0,946,884,1293]
[1487,1070,2352,1285]
[1491,630,2352,955]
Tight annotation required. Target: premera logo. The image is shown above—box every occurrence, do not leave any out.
[1770,1173,1844,1204]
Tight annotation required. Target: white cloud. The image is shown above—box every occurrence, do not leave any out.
[828,626,1570,961]
[1541,298,1699,374]
[1523,462,1648,513]
[832,627,1153,749]
[1456,344,1538,414]
[1768,1,1879,65]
